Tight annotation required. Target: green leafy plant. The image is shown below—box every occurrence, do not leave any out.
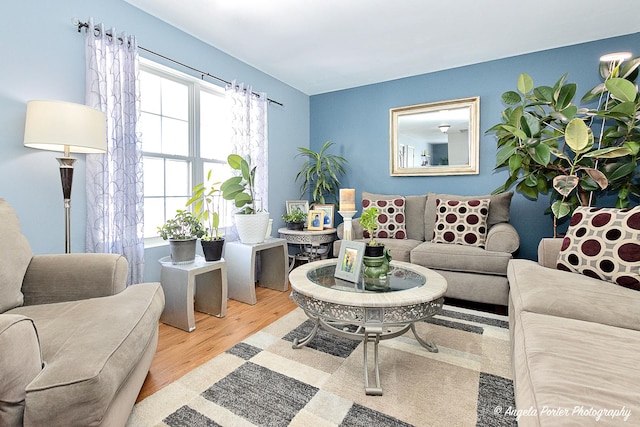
[487,55,640,233]
[157,209,205,240]
[281,209,307,223]
[360,206,380,246]
[220,154,258,214]
[295,140,348,204]
[186,169,223,241]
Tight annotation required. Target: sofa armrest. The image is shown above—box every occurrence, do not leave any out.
[22,254,128,306]
[485,223,520,254]
[0,314,43,426]
[336,218,364,240]
[537,238,563,269]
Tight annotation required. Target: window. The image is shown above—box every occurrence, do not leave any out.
[139,59,233,243]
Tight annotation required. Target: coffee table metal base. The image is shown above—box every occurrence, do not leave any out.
[290,290,444,395]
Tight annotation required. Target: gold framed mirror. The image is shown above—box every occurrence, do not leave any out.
[390,96,480,176]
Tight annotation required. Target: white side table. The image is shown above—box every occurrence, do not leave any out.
[159,256,228,332]
[224,238,289,305]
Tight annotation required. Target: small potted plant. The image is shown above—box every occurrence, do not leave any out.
[282,209,307,230]
[360,206,384,257]
[359,206,391,287]
[187,170,225,261]
[157,209,205,264]
[221,153,270,244]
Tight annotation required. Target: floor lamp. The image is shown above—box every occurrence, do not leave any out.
[23,100,107,253]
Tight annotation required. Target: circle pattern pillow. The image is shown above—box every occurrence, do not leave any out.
[362,197,406,239]
[556,206,640,290]
[432,198,490,247]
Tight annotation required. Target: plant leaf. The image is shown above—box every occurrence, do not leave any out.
[581,167,608,189]
[581,83,606,103]
[496,145,517,166]
[556,83,577,110]
[528,143,551,166]
[606,78,637,102]
[605,162,637,182]
[583,147,632,159]
[501,91,521,105]
[533,86,554,102]
[517,73,534,95]
[508,154,523,173]
[565,118,592,153]
[553,175,579,196]
[551,200,572,219]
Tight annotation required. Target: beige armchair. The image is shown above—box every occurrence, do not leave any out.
[0,199,164,426]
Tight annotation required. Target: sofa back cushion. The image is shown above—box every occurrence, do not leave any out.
[424,191,513,240]
[556,206,640,290]
[0,199,32,313]
[361,192,427,241]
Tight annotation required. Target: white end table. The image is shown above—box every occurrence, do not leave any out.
[224,238,289,305]
[159,256,228,332]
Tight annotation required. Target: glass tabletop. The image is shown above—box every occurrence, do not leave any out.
[306,263,426,293]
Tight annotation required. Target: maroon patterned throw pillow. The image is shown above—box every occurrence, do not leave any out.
[362,198,407,239]
[556,206,640,290]
[432,198,490,247]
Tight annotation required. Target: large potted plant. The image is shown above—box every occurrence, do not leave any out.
[187,170,225,261]
[487,54,639,235]
[295,140,348,205]
[221,153,270,244]
[157,209,205,264]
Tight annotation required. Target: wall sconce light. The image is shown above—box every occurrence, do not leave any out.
[23,100,107,253]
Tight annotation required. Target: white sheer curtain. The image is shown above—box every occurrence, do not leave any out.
[226,81,269,212]
[84,18,144,285]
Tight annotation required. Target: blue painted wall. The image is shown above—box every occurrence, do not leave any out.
[0,0,309,282]
[310,33,640,260]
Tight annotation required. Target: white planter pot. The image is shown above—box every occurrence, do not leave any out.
[234,212,270,244]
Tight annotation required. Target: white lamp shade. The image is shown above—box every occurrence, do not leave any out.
[23,100,107,154]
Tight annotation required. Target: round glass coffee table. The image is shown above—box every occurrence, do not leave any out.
[289,259,447,395]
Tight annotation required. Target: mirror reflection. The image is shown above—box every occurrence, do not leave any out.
[390,97,480,176]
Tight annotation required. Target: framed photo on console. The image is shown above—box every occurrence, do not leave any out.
[307,209,325,231]
[335,240,365,283]
[286,200,309,215]
[313,204,334,228]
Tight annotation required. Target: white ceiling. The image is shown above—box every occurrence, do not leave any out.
[124,0,640,95]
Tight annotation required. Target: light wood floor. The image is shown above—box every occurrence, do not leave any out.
[137,286,298,402]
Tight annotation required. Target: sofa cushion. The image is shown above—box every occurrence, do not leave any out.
[508,259,640,331]
[556,206,640,290]
[432,198,490,247]
[8,282,164,426]
[0,314,43,427]
[513,311,640,427]
[411,241,512,276]
[361,192,427,241]
[0,199,32,313]
[424,191,513,240]
[362,196,407,239]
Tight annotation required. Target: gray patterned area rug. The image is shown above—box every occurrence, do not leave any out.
[127,306,516,427]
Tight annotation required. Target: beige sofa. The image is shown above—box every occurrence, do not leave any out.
[508,238,640,426]
[334,191,520,306]
[0,199,165,427]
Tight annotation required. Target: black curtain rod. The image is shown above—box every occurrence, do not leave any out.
[75,20,284,107]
